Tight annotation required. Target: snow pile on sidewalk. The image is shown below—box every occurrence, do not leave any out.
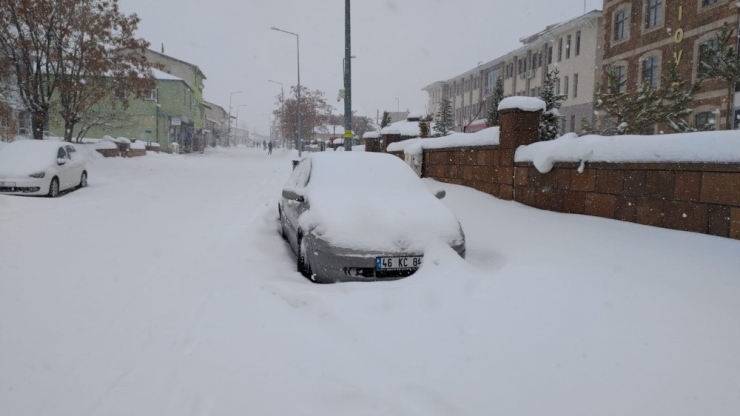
[517,130,740,173]
[0,141,6,150]
[387,127,500,155]
[89,141,118,150]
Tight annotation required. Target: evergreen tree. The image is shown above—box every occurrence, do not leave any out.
[583,62,700,135]
[661,61,701,133]
[380,111,392,128]
[698,23,740,130]
[486,77,504,127]
[434,98,455,136]
[539,69,566,140]
[418,114,433,138]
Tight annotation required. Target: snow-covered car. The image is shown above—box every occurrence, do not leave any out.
[279,152,465,283]
[0,140,88,198]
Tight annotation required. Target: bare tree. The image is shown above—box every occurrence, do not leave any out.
[273,86,332,144]
[0,0,155,141]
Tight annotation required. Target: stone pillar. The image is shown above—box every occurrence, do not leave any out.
[382,133,402,152]
[497,106,542,200]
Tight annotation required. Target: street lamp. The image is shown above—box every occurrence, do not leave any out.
[228,90,242,146]
[342,55,356,151]
[271,26,302,157]
[235,104,248,146]
[268,80,285,148]
[395,97,400,116]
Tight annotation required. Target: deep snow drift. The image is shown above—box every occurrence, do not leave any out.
[0,146,738,416]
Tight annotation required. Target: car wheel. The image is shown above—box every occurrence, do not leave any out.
[48,177,60,198]
[279,208,287,240]
[79,171,88,188]
[297,233,312,279]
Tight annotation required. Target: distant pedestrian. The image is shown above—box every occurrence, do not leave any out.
[268,141,273,155]
[263,140,267,150]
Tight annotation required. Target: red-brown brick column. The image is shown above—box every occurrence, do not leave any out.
[498,108,541,201]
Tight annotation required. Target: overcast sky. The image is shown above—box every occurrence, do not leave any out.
[120,0,602,134]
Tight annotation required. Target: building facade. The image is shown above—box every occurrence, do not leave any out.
[423,10,603,135]
[204,101,229,146]
[143,49,207,131]
[601,0,738,130]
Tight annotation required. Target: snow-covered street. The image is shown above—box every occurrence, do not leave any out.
[1,147,739,416]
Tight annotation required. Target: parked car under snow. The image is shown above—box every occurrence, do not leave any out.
[279,152,465,283]
[0,140,88,198]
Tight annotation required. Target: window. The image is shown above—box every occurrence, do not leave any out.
[614,10,629,41]
[561,118,566,133]
[57,147,68,160]
[576,31,581,56]
[573,74,579,98]
[530,88,536,97]
[555,78,561,95]
[564,76,569,99]
[558,38,563,61]
[548,45,553,64]
[144,89,157,101]
[646,0,663,29]
[641,55,660,88]
[698,38,719,78]
[570,115,576,132]
[614,65,627,92]
[566,35,571,59]
[695,111,715,128]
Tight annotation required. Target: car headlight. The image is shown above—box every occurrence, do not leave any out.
[29,172,45,178]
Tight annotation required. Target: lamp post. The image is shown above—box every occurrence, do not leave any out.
[343,0,352,151]
[268,80,285,148]
[342,55,356,151]
[395,97,400,117]
[271,26,302,157]
[234,104,247,146]
[263,114,273,143]
[228,90,242,146]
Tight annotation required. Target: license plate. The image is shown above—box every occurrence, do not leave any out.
[376,256,422,270]
[0,182,15,187]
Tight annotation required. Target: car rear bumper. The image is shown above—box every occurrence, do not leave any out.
[0,178,49,196]
[307,235,466,283]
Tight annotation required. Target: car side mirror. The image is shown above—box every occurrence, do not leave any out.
[282,189,305,203]
[57,158,67,166]
[434,189,446,199]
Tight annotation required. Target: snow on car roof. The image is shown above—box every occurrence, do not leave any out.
[0,139,65,176]
[298,152,462,251]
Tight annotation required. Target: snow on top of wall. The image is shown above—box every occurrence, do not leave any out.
[380,125,401,135]
[380,118,436,137]
[498,97,546,112]
[91,141,119,150]
[363,131,380,139]
[387,127,500,155]
[516,130,740,173]
[407,111,425,119]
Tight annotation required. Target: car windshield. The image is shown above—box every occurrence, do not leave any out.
[1,1,739,415]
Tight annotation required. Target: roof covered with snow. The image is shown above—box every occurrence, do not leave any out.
[152,69,184,81]
[516,130,740,173]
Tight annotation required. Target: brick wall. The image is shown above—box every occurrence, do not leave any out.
[514,162,740,239]
[409,107,740,240]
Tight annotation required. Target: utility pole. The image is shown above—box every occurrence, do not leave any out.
[343,0,352,151]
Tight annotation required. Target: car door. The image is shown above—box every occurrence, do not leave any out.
[55,146,73,190]
[283,160,311,250]
[65,145,83,185]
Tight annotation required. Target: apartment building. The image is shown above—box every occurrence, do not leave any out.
[602,0,738,130]
[423,10,603,134]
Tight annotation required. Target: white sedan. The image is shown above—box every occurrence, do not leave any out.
[0,140,88,198]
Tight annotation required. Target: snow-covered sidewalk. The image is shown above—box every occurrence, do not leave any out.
[0,147,738,416]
